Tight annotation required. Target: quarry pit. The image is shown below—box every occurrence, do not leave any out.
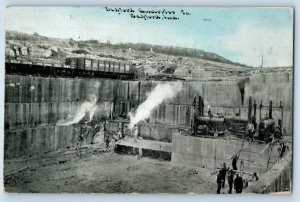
[4,63,292,194]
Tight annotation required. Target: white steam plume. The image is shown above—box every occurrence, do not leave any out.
[204,99,211,110]
[128,82,183,129]
[58,95,97,126]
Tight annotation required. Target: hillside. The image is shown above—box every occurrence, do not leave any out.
[5,30,253,80]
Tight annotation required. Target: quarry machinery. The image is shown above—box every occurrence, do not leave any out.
[191,96,226,137]
[191,96,284,141]
[191,96,255,136]
[223,97,256,134]
[257,100,284,142]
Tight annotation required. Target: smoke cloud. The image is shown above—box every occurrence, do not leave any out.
[58,95,97,126]
[128,82,183,129]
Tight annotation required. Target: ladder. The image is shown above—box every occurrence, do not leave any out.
[265,139,275,172]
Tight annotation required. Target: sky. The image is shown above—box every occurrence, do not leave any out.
[5,7,294,67]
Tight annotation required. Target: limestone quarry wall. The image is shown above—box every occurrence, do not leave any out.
[171,134,281,174]
[244,71,293,134]
[5,75,242,130]
[4,75,242,159]
[5,125,84,158]
[4,69,293,158]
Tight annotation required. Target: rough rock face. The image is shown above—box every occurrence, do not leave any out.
[7,44,59,59]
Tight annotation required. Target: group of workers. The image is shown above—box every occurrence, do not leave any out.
[216,154,259,194]
[216,163,244,194]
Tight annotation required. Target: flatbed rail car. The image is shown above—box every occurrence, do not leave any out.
[5,56,138,80]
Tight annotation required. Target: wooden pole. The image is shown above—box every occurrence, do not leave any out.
[280,100,283,124]
[269,100,273,119]
[253,100,257,121]
[266,139,275,172]
[230,141,251,159]
[248,97,252,121]
[259,100,263,121]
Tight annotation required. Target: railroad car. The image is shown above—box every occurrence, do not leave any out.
[65,56,132,74]
[5,55,138,80]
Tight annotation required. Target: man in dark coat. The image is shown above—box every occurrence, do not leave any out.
[227,169,234,194]
[216,171,223,194]
[76,132,85,157]
[105,137,110,151]
[234,174,244,193]
[219,163,228,188]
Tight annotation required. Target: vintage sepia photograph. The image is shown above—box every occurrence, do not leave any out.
[3,7,293,194]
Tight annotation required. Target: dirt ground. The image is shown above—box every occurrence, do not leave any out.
[4,147,220,194]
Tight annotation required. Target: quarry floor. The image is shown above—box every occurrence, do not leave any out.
[4,146,219,194]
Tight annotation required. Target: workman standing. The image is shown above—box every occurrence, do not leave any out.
[216,171,223,194]
[76,132,85,157]
[132,124,138,142]
[232,154,239,171]
[234,173,244,193]
[110,138,116,154]
[219,163,228,189]
[246,121,255,140]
